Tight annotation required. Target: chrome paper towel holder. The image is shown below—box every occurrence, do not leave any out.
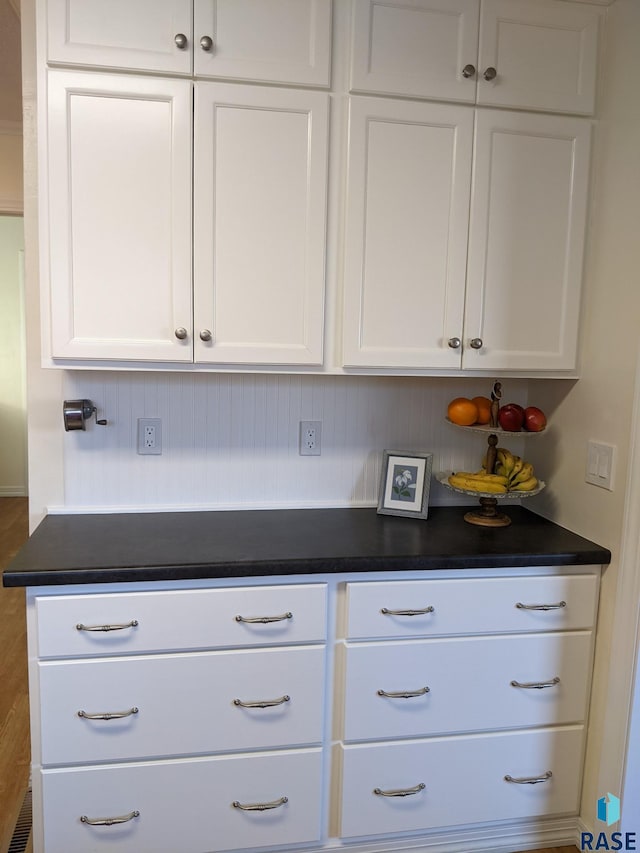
[63,399,108,431]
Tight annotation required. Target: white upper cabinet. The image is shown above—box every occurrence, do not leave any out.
[350,0,600,115]
[193,0,332,86]
[463,110,591,372]
[46,0,332,86]
[193,83,329,365]
[342,102,591,372]
[46,0,194,75]
[46,71,193,362]
[342,97,473,369]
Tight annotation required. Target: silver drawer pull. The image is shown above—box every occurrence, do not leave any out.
[510,677,560,690]
[377,687,430,699]
[78,707,139,721]
[232,796,288,812]
[380,606,434,617]
[76,620,139,632]
[516,601,566,611]
[234,695,290,709]
[235,612,293,624]
[374,782,426,798]
[504,771,552,785]
[80,810,140,826]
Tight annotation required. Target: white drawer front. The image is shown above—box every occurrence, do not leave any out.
[41,748,323,853]
[36,583,327,658]
[339,726,584,838]
[342,632,592,741]
[39,646,325,765]
[345,574,598,638]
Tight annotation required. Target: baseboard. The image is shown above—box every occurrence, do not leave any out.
[0,487,28,497]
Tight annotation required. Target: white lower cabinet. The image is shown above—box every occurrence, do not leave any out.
[28,570,599,852]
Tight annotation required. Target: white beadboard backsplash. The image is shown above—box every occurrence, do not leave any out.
[57,372,529,513]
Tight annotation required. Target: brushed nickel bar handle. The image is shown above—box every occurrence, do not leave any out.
[374,782,426,798]
[380,606,434,617]
[510,677,560,690]
[377,687,430,699]
[235,612,293,624]
[76,620,139,632]
[515,601,566,611]
[80,810,140,826]
[78,707,139,721]
[504,771,552,785]
[232,796,288,811]
[233,695,290,709]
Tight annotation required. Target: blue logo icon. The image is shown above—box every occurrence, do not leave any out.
[598,793,621,826]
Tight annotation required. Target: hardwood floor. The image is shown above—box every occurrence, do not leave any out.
[0,498,579,853]
[0,497,30,853]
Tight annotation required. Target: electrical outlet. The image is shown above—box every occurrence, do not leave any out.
[137,418,162,455]
[299,420,322,456]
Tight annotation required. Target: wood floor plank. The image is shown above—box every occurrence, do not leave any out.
[0,498,30,853]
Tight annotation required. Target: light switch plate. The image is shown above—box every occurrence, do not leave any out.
[586,441,615,490]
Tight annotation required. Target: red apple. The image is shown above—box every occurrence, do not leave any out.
[498,403,525,432]
[524,406,547,432]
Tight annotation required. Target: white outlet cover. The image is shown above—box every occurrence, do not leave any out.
[137,418,162,455]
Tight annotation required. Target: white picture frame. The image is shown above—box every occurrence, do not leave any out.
[377,450,433,519]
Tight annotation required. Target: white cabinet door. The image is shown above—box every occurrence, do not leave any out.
[194,0,332,86]
[194,83,329,365]
[350,0,480,103]
[46,0,193,75]
[47,71,193,362]
[342,97,473,369]
[478,0,600,115]
[463,110,591,372]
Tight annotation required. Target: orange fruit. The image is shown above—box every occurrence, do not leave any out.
[447,397,479,426]
[471,396,492,425]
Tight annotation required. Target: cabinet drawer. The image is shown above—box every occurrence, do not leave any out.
[40,748,322,853]
[39,645,325,765]
[345,574,598,638]
[339,726,584,838]
[342,632,592,741]
[35,583,327,658]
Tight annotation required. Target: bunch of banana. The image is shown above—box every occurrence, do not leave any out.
[448,471,508,494]
[493,448,539,492]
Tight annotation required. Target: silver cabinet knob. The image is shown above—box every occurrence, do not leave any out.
[483,67,497,81]
[200,35,214,52]
[462,64,476,79]
[174,327,188,340]
[448,337,461,349]
[469,338,483,349]
[174,33,188,49]
[199,329,213,342]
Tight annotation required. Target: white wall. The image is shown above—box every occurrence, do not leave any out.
[0,214,26,495]
[525,0,640,829]
[57,371,528,512]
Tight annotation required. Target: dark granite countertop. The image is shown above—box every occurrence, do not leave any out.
[2,506,611,588]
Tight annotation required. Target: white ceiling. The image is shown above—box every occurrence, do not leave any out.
[0,0,22,124]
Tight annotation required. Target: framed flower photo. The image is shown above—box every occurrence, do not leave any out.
[377,450,433,519]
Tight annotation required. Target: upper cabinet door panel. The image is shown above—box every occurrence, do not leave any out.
[463,110,591,372]
[193,83,329,365]
[478,0,600,115]
[46,0,193,75]
[47,71,193,362]
[350,0,480,102]
[193,0,332,86]
[342,97,473,369]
